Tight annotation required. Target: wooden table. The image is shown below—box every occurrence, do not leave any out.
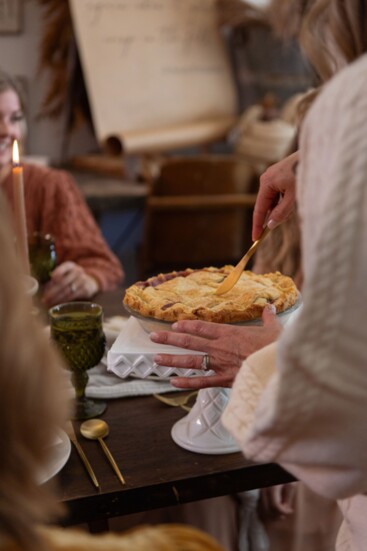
[58,290,295,527]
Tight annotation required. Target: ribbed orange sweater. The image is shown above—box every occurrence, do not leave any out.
[2,163,124,291]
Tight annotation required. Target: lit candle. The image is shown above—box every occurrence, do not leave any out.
[12,140,30,274]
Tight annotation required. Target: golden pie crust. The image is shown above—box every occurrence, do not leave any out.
[123,266,298,324]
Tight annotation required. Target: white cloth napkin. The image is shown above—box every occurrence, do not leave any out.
[86,361,180,398]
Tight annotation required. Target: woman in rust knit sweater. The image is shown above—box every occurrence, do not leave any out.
[0,70,124,306]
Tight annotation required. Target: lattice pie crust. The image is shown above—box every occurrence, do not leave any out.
[123,266,298,324]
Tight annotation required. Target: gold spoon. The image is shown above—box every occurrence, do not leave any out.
[80,419,125,486]
[215,226,271,296]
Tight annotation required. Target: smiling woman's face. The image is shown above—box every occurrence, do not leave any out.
[0,88,24,170]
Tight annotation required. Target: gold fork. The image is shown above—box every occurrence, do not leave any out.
[153,391,198,411]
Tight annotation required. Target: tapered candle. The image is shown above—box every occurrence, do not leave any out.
[12,140,30,274]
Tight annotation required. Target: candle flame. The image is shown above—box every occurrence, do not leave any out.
[12,140,20,165]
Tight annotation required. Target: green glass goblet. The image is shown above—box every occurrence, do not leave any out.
[49,302,107,420]
[29,232,57,285]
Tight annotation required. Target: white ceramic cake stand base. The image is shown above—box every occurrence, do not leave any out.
[171,387,240,454]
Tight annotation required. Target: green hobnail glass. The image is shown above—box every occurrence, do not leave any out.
[29,232,57,284]
[49,302,107,420]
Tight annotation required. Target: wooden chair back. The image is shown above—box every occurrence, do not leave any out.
[140,156,258,278]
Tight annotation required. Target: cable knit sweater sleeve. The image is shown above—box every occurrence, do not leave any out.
[3,164,124,291]
[222,54,367,502]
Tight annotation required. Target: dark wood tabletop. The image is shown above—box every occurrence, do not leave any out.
[58,289,295,527]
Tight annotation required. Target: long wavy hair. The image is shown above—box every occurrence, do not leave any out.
[266,0,313,40]
[299,0,367,82]
[0,194,70,550]
[267,0,367,113]
[254,0,367,285]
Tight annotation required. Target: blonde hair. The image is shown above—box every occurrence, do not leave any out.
[266,0,313,40]
[36,523,226,551]
[267,0,367,116]
[0,193,70,550]
[256,0,367,286]
[299,0,367,81]
[268,0,367,80]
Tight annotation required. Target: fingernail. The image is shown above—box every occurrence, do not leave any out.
[150,332,159,340]
[266,304,277,314]
[154,355,162,364]
[267,219,278,230]
[172,322,178,330]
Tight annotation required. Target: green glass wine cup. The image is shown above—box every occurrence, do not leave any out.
[49,302,107,420]
[29,232,57,285]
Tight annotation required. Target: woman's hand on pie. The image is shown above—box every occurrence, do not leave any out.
[252,151,299,241]
[41,261,99,307]
[150,304,282,389]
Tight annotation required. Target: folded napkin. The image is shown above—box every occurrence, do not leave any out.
[86,361,180,398]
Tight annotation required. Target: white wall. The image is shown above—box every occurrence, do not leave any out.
[0,1,95,164]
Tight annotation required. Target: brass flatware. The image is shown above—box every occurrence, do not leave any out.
[65,421,100,489]
[153,391,198,411]
[80,419,125,486]
[215,226,271,295]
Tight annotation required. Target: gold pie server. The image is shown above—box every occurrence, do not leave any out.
[215,226,271,296]
[153,391,198,411]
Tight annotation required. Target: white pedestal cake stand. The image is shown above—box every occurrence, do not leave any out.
[171,387,240,454]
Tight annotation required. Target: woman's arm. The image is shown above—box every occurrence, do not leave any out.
[22,165,124,306]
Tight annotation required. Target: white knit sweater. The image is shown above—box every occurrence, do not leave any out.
[222,53,367,551]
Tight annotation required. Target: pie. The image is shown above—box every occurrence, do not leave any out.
[123,266,298,324]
